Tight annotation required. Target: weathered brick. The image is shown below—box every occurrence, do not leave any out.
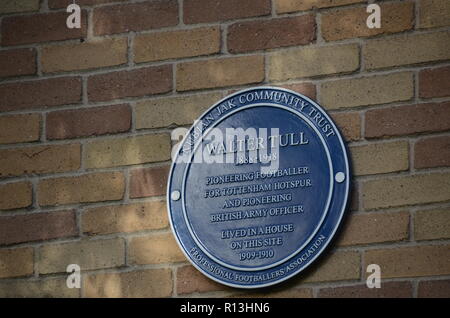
[184,0,270,24]
[275,0,364,13]
[321,2,414,41]
[319,282,413,298]
[0,77,82,112]
[415,136,450,169]
[337,211,409,246]
[93,1,178,36]
[177,265,228,295]
[84,134,170,168]
[0,48,36,78]
[0,114,40,145]
[365,102,450,139]
[134,27,220,63]
[419,66,450,99]
[0,0,40,14]
[88,66,172,102]
[82,201,168,235]
[85,268,172,297]
[38,172,125,206]
[415,208,450,241]
[418,279,450,298]
[299,251,360,283]
[129,165,170,198]
[0,182,32,211]
[279,83,316,100]
[0,211,77,245]
[364,245,450,278]
[228,15,315,53]
[364,31,450,70]
[177,55,264,91]
[350,141,409,176]
[1,11,87,46]
[0,278,79,298]
[0,144,80,178]
[136,92,223,129]
[49,0,127,9]
[0,248,33,278]
[42,38,128,73]
[39,238,125,274]
[46,104,131,140]
[320,72,413,110]
[129,233,185,265]
[330,112,361,141]
[268,44,359,81]
[362,172,450,210]
[419,0,450,29]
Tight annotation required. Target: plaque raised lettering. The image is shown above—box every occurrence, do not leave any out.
[167,87,350,288]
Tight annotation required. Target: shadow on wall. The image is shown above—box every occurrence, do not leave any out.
[1,0,418,298]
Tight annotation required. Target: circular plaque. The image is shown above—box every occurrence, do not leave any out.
[167,87,350,288]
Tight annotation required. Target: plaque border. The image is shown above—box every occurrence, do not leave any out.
[167,86,351,289]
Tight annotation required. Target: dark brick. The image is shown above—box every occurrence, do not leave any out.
[415,136,450,169]
[93,1,178,36]
[0,77,82,112]
[184,0,271,24]
[418,279,450,298]
[88,66,172,102]
[0,49,36,78]
[1,11,87,46]
[0,211,77,246]
[365,102,450,138]
[419,66,450,98]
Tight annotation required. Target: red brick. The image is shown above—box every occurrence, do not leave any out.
[414,136,450,169]
[279,83,316,100]
[184,0,271,24]
[0,49,36,78]
[88,66,172,102]
[419,66,450,98]
[0,211,77,246]
[177,265,227,295]
[418,279,450,298]
[0,77,82,112]
[318,282,413,298]
[365,102,450,138]
[228,15,315,53]
[1,11,87,46]
[46,104,131,140]
[129,165,170,198]
[49,0,127,9]
[93,1,178,36]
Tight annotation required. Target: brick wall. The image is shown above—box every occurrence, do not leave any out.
[0,0,449,298]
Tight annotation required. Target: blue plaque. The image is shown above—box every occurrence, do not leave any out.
[167,87,350,288]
